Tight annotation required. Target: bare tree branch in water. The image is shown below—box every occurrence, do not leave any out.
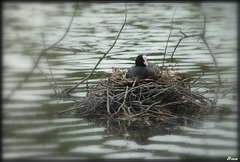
[162,4,179,68]
[4,3,78,100]
[35,59,58,94]
[171,4,221,84]
[40,31,58,94]
[170,30,202,61]
[64,3,128,94]
[191,69,205,87]
[169,3,222,105]
[199,5,222,104]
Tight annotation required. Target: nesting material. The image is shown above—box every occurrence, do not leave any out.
[62,67,214,121]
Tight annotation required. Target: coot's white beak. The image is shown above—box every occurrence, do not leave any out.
[143,55,148,66]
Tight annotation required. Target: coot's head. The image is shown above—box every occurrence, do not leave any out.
[135,55,148,67]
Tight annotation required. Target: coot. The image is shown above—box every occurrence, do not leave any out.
[126,55,161,79]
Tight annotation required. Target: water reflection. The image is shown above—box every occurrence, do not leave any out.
[85,117,196,145]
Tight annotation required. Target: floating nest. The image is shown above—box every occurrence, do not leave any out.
[59,67,214,122]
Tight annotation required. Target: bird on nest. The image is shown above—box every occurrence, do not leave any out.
[126,55,162,79]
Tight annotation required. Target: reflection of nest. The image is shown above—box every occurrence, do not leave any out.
[84,117,190,145]
[64,67,213,121]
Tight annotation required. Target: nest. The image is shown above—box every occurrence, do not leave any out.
[62,67,214,122]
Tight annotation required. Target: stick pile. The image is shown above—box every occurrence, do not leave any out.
[60,67,214,121]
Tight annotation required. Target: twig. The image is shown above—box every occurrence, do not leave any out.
[35,59,58,94]
[57,102,79,116]
[191,69,205,86]
[65,3,128,94]
[146,109,174,117]
[170,30,203,61]
[222,84,236,98]
[4,3,78,100]
[170,4,222,105]
[86,79,89,96]
[42,31,58,93]
[132,78,137,87]
[106,89,111,115]
[151,85,175,98]
[146,100,162,111]
[200,5,221,85]
[199,4,221,104]
[115,86,129,114]
[162,4,178,68]
[14,31,58,95]
[170,4,221,86]
[41,31,58,94]
[41,30,46,49]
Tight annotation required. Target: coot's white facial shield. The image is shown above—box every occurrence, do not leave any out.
[142,55,148,66]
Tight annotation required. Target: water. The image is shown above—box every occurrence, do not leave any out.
[3,2,237,160]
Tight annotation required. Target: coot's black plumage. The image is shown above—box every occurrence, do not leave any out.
[126,55,161,79]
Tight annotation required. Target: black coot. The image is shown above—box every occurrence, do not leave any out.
[126,55,161,79]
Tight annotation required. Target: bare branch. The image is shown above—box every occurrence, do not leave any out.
[162,4,178,68]
[65,3,128,94]
[115,86,129,115]
[222,84,236,98]
[199,4,221,105]
[170,4,221,90]
[146,100,162,111]
[191,69,205,87]
[180,30,187,37]
[35,60,58,94]
[170,36,184,61]
[170,30,204,62]
[106,89,111,115]
[41,31,58,94]
[4,3,78,100]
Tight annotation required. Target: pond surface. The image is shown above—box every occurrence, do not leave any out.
[3,2,237,160]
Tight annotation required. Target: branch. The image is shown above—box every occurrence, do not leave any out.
[65,3,128,94]
[170,30,204,61]
[162,4,178,68]
[222,84,236,98]
[170,3,222,105]
[4,3,78,100]
[106,89,111,115]
[40,31,58,94]
[115,86,129,115]
[191,69,205,86]
[200,4,222,105]
[41,31,58,93]
[200,7,221,85]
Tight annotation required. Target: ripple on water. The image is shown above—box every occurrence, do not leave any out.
[178,126,237,139]
[148,135,236,147]
[13,121,89,135]
[58,127,105,135]
[70,145,115,154]
[59,135,103,143]
[103,152,155,159]
[3,151,52,159]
